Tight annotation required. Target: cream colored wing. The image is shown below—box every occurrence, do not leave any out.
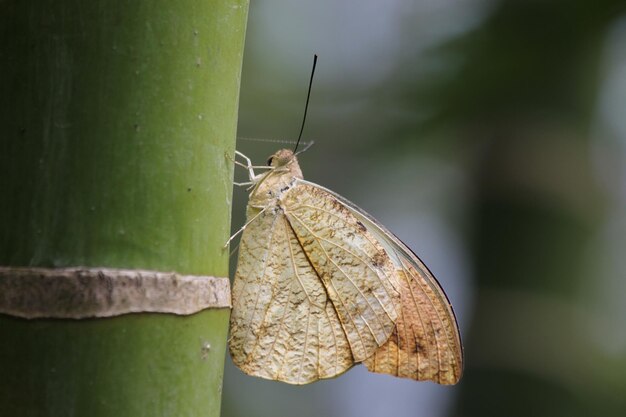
[229,207,354,384]
[281,184,401,362]
[296,179,463,385]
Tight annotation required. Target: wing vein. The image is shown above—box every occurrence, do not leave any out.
[285,217,324,309]
[292,204,400,298]
[287,213,386,348]
[401,258,444,381]
[288,212,396,326]
[324,302,341,375]
[297,305,311,383]
[241,213,281,359]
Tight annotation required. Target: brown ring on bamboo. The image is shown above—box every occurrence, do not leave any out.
[0,267,231,319]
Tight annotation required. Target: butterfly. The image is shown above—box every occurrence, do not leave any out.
[227,148,463,385]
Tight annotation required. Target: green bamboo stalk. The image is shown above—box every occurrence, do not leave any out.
[0,1,249,416]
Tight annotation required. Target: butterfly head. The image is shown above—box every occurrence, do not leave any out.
[249,149,303,205]
[267,149,303,179]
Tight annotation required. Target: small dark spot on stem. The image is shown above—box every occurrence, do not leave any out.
[200,341,211,360]
[356,221,367,232]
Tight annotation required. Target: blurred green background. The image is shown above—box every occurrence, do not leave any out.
[225,1,626,416]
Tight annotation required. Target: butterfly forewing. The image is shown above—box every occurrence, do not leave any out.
[282,184,401,361]
[364,258,463,384]
[230,206,354,384]
[297,179,463,384]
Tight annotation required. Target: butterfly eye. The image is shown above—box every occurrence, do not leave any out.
[267,156,274,166]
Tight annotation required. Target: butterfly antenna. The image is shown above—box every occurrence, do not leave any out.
[295,140,315,156]
[294,54,318,154]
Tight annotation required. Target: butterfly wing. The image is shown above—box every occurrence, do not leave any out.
[364,256,463,384]
[280,184,402,363]
[229,206,354,384]
[297,179,464,385]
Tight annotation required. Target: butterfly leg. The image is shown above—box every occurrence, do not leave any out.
[234,150,273,182]
[223,205,268,248]
[233,150,255,180]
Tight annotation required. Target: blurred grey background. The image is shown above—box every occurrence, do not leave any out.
[224,1,626,416]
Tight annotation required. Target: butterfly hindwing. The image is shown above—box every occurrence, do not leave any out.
[229,206,354,384]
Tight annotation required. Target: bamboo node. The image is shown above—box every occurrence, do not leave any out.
[0,266,231,319]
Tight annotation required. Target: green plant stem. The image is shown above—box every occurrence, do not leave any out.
[0,1,249,416]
